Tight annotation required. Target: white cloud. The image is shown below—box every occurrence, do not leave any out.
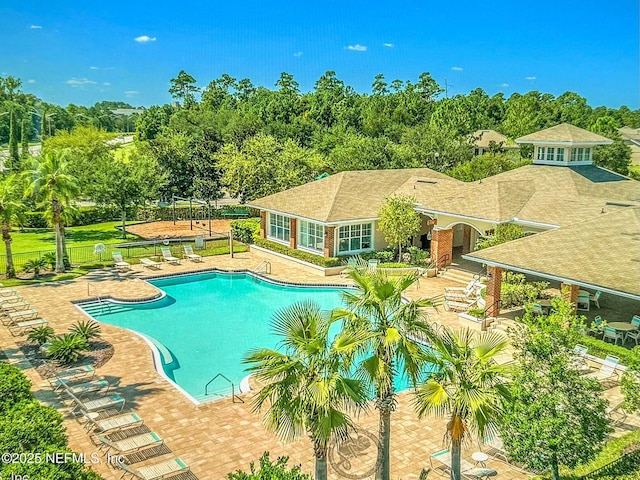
[293,51,303,57]
[66,77,97,88]
[498,83,510,88]
[90,66,100,70]
[383,43,394,48]
[30,25,42,29]
[451,66,463,71]
[125,90,139,97]
[525,76,537,80]
[27,79,36,84]
[346,44,367,52]
[134,35,156,43]
[103,82,111,86]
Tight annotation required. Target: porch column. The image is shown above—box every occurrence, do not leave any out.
[324,226,335,258]
[289,218,297,249]
[561,283,579,312]
[259,211,267,238]
[486,266,503,318]
[431,227,453,267]
[462,225,472,254]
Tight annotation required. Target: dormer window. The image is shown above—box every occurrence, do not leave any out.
[547,147,555,161]
[557,148,565,161]
[570,147,591,162]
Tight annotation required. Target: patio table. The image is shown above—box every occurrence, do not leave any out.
[608,322,637,342]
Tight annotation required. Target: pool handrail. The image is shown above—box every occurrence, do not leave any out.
[204,372,244,403]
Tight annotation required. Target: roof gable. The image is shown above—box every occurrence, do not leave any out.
[516,123,613,144]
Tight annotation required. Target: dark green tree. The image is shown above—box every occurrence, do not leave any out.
[169,70,199,107]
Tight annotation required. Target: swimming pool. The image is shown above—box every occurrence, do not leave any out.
[80,271,424,403]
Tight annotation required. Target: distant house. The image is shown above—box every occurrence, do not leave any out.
[619,126,640,166]
[471,129,519,156]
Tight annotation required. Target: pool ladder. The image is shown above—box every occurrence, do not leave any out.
[254,261,271,275]
[204,373,244,403]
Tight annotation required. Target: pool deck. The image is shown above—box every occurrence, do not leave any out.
[1,249,638,480]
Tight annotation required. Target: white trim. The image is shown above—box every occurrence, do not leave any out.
[266,235,290,247]
[515,140,613,146]
[461,255,640,301]
[248,206,380,227]
[509,218,559,229]
[297,219,325,254]
[297,245,324,256]
[325,217,379,226]
[416,207,498,224]
[335,222,375,256]
[533,160,593,166]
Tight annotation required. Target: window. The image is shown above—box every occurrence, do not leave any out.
[268,213,290,242]
[338,223,373,253]
[536,147,546,160]
[556,147,565,162]
[570,148,577,161]
[577,148,584,161]
[584,147,591,161]
[299,221,324,252]
[546,147,555,161]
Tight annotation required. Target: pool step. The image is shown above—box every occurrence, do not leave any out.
[81,303,134,317]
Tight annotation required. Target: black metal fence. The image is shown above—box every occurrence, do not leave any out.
[0,234,230,275]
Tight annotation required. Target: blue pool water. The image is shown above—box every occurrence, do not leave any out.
[81,271,421,403]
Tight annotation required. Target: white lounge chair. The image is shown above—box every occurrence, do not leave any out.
[161,247,180,264]
[82,412,143,433]
[583,355,619,383]
[445,279,479,300]
[43,362,95,381]
[4,309,39,325]
[140,258,162,270]
[482,433,509,463]
[183,245,202,262]
[57,378,111,397]
[430,449,497,479]
[8,317,47,336]
[112,252,131,271]
[589,290,601,308]
[0,287,17,297]
[1,301,30,314]
[571,344,592,372]
[444,298,477,312]
[67,391,126,414]
[97,431,163,454]
[0,295,22,304]
[117,457,190,480]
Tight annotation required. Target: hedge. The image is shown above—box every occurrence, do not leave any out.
[22,206,135,229]
[253,237,342,267]
[578,336,640,367]
[231,218,261,244]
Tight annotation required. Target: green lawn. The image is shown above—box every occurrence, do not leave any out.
[10,221,142,253]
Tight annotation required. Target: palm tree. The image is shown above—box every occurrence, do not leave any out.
[23,150,80,273]
[332,269,435,480]
[413,327,511,480]
[243,301,369,480]
[0,174,26,278]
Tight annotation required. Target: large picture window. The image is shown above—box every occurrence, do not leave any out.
[338,223,373,253]
[268,213,290,242]
[299,221,324,252]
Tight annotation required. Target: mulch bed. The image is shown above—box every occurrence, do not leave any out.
[17,339,115,378]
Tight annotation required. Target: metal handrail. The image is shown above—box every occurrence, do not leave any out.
[437,254,450,270]
[254,261,271,274]
[204,373,244,403]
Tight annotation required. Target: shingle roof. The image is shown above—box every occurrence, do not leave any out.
[472,130,516,148]
[464,207,640,299]
[516,123,613,144]
[247,168,455,223]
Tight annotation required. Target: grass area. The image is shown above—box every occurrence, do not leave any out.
[10,221,142,253]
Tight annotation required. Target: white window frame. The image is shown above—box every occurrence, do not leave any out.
[298,220,324,254]
[556,147,565,162]
[337,223,374,255]
[536,147,546,160]
[267,213,290,245]
[546,147,555,161]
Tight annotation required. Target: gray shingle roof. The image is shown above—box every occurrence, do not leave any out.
[516,123,613,144]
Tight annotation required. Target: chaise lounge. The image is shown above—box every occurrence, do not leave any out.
[112,252,132,271]
[161,247,181,265]
[117,457,190,480]
[183,245,202,262]
[140,258,162,270]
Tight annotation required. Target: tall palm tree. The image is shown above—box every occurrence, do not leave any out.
[244,301,369,480]
[332,269,435,480]
[23,150,80,273]
[0,175,26,278]
[413,327,511,480]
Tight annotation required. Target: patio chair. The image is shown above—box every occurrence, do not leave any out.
[607,401,628,426]
[592,315,605,339]
[42,362,95,381]
[532,303,544,316]
[602,326,624,346]
[367,259,379,273]
[161,247,180,264]
[482,433,509,463]
[183,245,202,262]
[97,431,163,454]
[571,344,592,372]
[445,279,479,300]
[577,293,590,311]
[116,457,189,480]
[430,449,497,479]
[8,317,48,336]
[82,411,143,434]
[112,252,131,271]
[589,290,601,308]
[140,258,162,270]
[583,355,619,383]
[444,298,477,312]
[625,316,640,346]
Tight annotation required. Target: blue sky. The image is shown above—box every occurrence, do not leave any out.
[1,0,638,108]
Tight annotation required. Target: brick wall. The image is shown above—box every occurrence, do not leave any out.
[259,211,267,238]
[289,218,297,249]
[486,266,503,318]
[462,225,472,254]
[431,228,453,267]
[561,283,579,312]
[324,226,335,257]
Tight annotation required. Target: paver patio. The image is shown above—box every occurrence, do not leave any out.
[1,249,637,479]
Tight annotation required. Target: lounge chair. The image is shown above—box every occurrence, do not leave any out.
[83,411,143,433]
[117,457,190,480]
[57,378,111,397]
[430,449,497,479]
[589,291,601,308]
[444,298,477,312]
[1,301,30,314]
[445,279,479,300]
[140,258,162,270]
[183,245,202,262]
[112,252,132,271]
[607,401,628,426]
[8,317,48,336]
[482,433,509,463]
[43,362,95,381]
[602,326,624,346]
[0,295,22,304]
[97,431,163,454]
[0,287,17,297]
[6,308,38,322]
[583,355,619,383]
[571,344,592,372]
[67,390,126,415]
[161,247,180,264]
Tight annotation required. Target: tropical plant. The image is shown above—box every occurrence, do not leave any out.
[413,328,511,480]
[475,224,527,251]
[27,325,55,345]
[47,334,89,364]
[228,452,312,480]
[332,270,435,480]
[42,251,56,270]
[0,174,26,278]
[23,257,47,278]
[69,319,101,341]
[23,149,80,273]
[243,301,369,480]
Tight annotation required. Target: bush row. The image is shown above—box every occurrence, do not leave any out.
[22,206,135,229]
[501,272,549,308]
[231,218,261,244]
[579,336,640,367]
[253,237,342,267]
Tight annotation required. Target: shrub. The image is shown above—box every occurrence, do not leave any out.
[47,334,89,364]
[406,246,430,266]
[0,364,33,414]
[27,325,55,345]
[500,271,549,308]
[22,211,48,228]
[578,337,640,367]
[43,252,56,270]
[231,218,261,244]
[228,452,311,480]
[0,400,67,451]
[23,257,48,277]
[69,319,101,341]
[253,238,342,267]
